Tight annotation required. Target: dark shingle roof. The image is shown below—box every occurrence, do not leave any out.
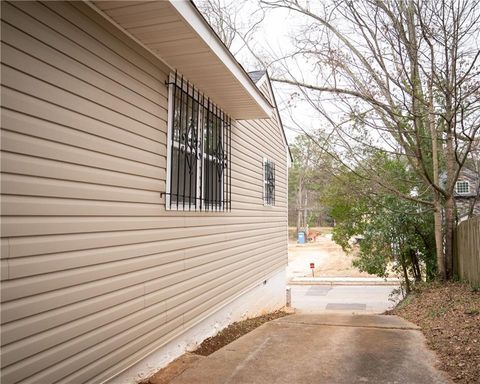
[248,70,267,84]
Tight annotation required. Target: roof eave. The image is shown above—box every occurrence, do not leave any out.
[88,0,273,120]
[172,1,272,118]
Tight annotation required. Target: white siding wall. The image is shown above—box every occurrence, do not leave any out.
[0,2,288,383]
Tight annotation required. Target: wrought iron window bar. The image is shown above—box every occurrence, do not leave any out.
[264,159,275,206]
[163,71,232,211]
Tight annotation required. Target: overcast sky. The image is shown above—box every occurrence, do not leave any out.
[196,0,320,144]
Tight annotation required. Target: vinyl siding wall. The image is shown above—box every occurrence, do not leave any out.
[0,2,288,383]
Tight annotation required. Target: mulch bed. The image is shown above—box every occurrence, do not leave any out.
[388,282,480,383]
[193,310,290,356]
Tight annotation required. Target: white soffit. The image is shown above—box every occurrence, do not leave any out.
[92,0,272,120]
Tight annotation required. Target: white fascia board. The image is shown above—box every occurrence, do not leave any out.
[170,0,273,117]
[264,74,293,164]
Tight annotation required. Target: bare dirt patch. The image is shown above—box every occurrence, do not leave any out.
[388,282,480,383]
[313,242,372,277]
[288,236,373,278]
[193,310,290,356]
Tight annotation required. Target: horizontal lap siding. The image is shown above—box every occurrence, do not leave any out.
[0,2,288,384]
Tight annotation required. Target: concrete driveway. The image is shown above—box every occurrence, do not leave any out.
[169,313,451,384]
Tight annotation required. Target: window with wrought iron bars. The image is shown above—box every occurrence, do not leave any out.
[263,158,275,206]
[164,72,231,211]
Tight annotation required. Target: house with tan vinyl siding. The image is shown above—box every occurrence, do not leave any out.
[0,1,290,383]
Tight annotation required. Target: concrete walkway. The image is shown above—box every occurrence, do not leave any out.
[290,284,399,314]
[169,313,451,384]
[290,276,401,285]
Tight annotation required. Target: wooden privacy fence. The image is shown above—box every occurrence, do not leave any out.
[454,216,480,286]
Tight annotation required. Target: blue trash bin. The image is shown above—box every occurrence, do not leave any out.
[298,231,305,244]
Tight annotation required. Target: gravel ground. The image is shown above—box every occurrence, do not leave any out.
[193,310,290,356]
[388,282,480,384]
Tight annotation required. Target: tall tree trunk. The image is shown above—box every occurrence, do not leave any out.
[428,77,446,280]
[433,194,446,280]
[409,249,422,282]
[443,28,457,280]
[444,194,455,279]
[400,251,411,294]
[444,112,455,279]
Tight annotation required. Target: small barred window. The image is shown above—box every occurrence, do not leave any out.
[455,180,469,194]
[263,159,275,206]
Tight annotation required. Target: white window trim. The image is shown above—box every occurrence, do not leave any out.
[165,75,175,210]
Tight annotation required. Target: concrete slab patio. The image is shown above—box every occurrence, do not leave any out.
[168,313,451,384]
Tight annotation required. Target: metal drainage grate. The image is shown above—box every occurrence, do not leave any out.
[325,303,367,311]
